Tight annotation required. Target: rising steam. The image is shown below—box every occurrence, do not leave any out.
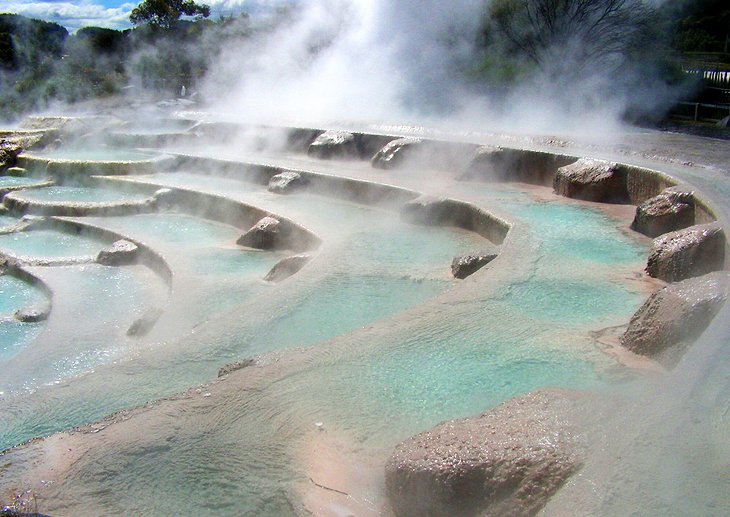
[202,0,686,135]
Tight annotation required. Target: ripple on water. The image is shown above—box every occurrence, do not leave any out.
[0,229,104,259]
[0,275,47,361]
[29,149,157,162]
[18,186,150,204]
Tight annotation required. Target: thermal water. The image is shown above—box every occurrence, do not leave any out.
[16,186,151,204]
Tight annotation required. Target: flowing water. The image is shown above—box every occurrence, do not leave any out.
[0,275,47,363]
[0,154,654,515]
[0,170,651,515]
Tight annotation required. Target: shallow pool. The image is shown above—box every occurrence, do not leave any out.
[0,275,47,362]
[16,186,151,204]
[0,176,44,187]
[0,172,652,516]
[0,229,104,259]
[28,148,158,162]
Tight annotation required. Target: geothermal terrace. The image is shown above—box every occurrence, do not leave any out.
[0,110,728,516]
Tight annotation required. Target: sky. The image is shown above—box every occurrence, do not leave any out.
[1,0,285,32]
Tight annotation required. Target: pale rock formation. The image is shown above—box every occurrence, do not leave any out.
[385,389,587,517]
[237,216,281,250]
[631,187,695,237]
[646,222,725,282]
[307,130,358,159]
[97,239,139,266]
[554,159,628,203]
[451,250,498,279]
[263,254,312,282]
[267,171,307,194]
[621,271,730,366]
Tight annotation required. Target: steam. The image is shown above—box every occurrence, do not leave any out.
[202,0,687,136]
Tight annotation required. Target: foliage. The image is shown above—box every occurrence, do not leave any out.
[668,0,730,53]
[129,0,211,29]
[484,0,654,77]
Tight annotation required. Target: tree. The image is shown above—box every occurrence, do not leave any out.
[130,0,211,29]
[485,0,653,76]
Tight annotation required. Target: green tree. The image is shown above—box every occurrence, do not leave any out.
[486,0,653,76]
[129,0,211,29]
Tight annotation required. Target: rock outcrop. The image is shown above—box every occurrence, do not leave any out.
[631,187,695,237]
[307,130,358,159]
[400,195,451,225]
[451,250,498,279]
[263,254,312,282]
[267,171,307,194]
[0,140,23,170]
[371,138,422,170]
[97,239,139,266]
[126,307,163,337]
[151,188,176,210]
[553,159,629,203]
[14,304,50,323]
[236,216,281,250]
[461,146,576,185]
[385,389,587,517]
[646,222,725,282]
[621,272,730,366]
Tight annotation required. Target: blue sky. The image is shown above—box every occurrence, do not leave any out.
[1,0,283,32]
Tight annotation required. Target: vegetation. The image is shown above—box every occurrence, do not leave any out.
[129,0,211,29]
[0,0,727,123]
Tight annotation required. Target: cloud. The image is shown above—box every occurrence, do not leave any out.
[2,0,291,32]
[2,1,135,31]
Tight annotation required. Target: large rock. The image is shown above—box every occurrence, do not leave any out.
[263,254,312,282]
[127,307,163,337]
[400,195,451,225]
[0,140,23,170]
[14,304,50,323]
[451,250,498,279]
[267,171,307,194]
[553,159,629,203]
[371,138,422,170]
[385,389,587,517]
[236,216,281,250]
[646,222,725,282]
[631,187,695,237]
[621,272,730,366]
[307,130,358,159]
[97,240,139,266]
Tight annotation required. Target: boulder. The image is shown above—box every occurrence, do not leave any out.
[451,250,498,279]
[6,167,26,177]
[97,239,139,266]
[236,216,281,250]
[553,159,629,203]
[127,307,163,337]
[371,138,422,170]
[267,171,307,194]
[621,271,730,366]
[461,147,576,184]
[646,222,725,282]
[0,141,23,170]
[400,195,451,225]
[385,389,587,517]
[307,130,358,159]
[14,304,50,323]
[263,254,312,282]
[218,358,255,377]
[460,145,512,181]
[631,187,695,237]
[151,188,176,210]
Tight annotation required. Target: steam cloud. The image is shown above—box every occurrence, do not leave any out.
[203,0,684,135]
